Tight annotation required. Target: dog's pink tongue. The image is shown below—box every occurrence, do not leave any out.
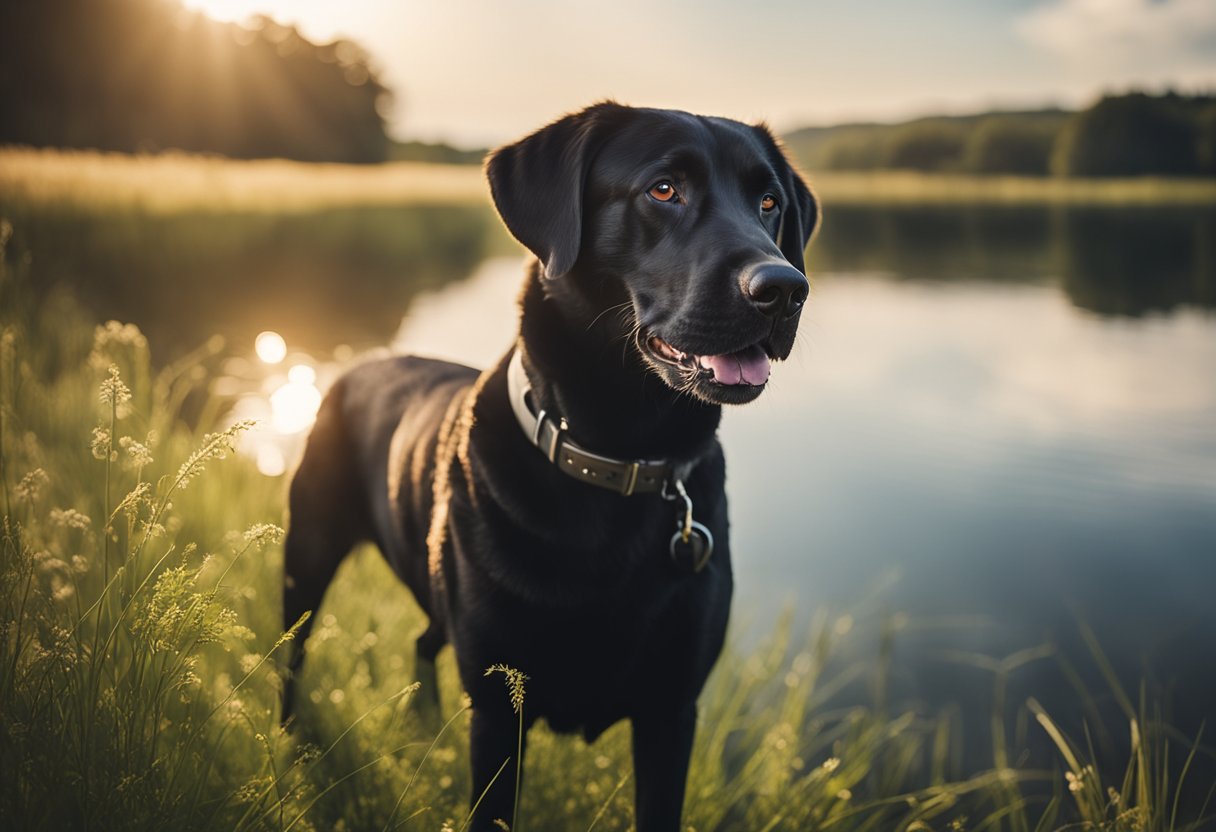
[698,345,771,386]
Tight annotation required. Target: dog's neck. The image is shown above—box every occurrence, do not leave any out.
[514,260,722,466]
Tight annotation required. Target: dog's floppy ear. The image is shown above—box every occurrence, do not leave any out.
[486,102,622,280]
[778,168,820,276]
[752,125,820,275]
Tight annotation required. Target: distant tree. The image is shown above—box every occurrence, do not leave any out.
[389,140,488,165]
[963,116,1060,175]
[1051,93,1201,177]
[817,130,888,170]
[1198,105,1216,176]
[881,121,968,172]
[0,0,391,162]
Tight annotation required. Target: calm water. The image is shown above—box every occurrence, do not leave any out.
[12,201,1216,752]
[389,205,1216,755]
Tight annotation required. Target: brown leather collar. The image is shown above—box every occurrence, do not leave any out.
[507,346,680,496]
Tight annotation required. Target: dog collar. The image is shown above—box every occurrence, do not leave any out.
[507,347,678,496]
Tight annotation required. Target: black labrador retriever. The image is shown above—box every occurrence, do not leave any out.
[281,102,819,831]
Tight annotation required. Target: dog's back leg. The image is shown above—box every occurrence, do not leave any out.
[281,385,367,726]
[411,618,447,719]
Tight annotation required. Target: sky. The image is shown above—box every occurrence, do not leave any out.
[181,0,1216,147]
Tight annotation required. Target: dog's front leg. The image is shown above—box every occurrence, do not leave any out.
[467,706,527,831]
[631,702,697,832]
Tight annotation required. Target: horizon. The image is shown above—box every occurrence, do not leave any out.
[178,0,1216,148]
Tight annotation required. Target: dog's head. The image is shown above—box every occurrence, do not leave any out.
[487,102,819,406]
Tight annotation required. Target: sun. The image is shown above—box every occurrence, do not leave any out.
[179,0,277,25]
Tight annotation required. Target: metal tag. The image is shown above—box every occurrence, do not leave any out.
[669,521,714,572]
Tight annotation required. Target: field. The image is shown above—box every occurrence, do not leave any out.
[1,149,1213,831]
[5,147,1216,214]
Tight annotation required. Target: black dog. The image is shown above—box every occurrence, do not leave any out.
[282,102,819,831]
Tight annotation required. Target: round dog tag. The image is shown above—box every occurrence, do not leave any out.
[669,522,714,573]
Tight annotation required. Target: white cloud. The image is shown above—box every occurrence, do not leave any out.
[1017,0,1216,77]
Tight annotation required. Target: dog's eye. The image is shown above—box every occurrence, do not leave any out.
[649,181,679,203]
[760,194,778,212]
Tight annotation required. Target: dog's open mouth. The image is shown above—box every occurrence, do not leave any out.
[648,335,771,386]
[643,334,776,404]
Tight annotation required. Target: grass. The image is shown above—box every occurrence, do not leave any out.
[4,147,1216,213]
[1,208,1214,830]
[802,171,1216,206]
[0,147,489,214]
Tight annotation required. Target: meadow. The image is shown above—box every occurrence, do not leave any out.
[1,149,1213,831]
[6,147,1216,213]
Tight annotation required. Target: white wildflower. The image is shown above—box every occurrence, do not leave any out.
[99,364,132,408]
[14,468,49,501]
[242,523,284,548]
[91,427,114,461]
[50,508,91,531]
[119,436,154,470]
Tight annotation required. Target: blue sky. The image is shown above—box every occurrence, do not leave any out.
[183,0,1216,145]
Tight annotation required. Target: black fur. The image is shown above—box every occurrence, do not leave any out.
[282,102,819,832]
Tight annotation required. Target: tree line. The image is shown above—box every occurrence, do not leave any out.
[786,93,1216,178]
[0,0,390,163]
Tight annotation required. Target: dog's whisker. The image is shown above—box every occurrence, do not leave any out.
[586,301,633,332]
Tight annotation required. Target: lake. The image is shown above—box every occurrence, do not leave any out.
[9,199,1216,755]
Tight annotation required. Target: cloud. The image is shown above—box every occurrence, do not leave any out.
[1017,0,1216,77]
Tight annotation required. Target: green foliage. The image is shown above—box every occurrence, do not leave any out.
[815,128,891,171]
[0,221,1212,830]
[0,0,390,163]
[389,141,489,166]
[963,117,1062,175]
[881,121,970,172]
[1192,105,1216,176]
[1052,93,1207,178]
[784,111,1070,174]
[785,95,1216,179]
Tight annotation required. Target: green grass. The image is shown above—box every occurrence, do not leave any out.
[4,147,1216,212]
[1,217,1213,831]
[803,171,1216,206]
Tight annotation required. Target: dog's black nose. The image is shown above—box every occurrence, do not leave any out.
[746,263,808,319]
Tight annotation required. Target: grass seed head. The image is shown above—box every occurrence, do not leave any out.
[485,663,529,714]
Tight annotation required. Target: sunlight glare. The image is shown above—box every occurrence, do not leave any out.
[256,444,287,477]
[255,330,287,364]
[287,363,316,385]
[180,0,353,43]
[269,375,322,434]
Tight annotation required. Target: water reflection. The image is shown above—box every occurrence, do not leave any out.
[365,248,1216,775]
[5,202,1215,367]
[2,203,510,359]
[223,329,327,476]
[809,205,1216,316]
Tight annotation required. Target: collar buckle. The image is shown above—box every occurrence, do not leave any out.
[507,345,686,497]
[620,461,640,497]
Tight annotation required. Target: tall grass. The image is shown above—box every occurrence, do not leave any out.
[0,148,489,214]
[0,220,1211,830]
[4,148,1216,214]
